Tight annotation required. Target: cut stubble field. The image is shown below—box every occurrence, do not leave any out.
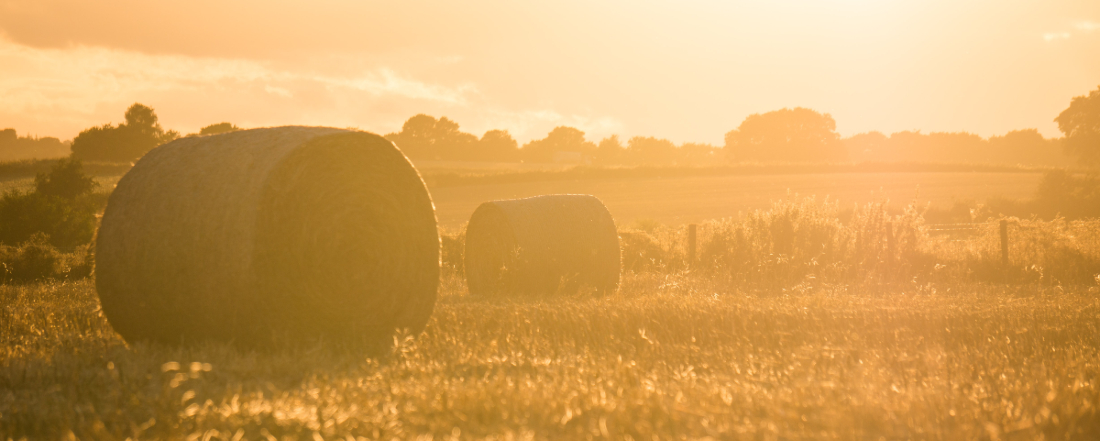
[2,277,1099,439]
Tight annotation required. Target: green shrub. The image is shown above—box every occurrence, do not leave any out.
[0,234,96,284]
[34,157,98,199]
[0,191,97,249]
[0,158,100,249]
[1,233,62,284]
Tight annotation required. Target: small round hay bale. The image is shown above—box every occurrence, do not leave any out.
[464,194,620,296]
[95,126,439,346]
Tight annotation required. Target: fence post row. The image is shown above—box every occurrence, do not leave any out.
[687,224,697,266]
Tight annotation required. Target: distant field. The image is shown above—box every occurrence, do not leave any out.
[0,161,1045,227]
[0,176,122,194]
[430,172,1044,228]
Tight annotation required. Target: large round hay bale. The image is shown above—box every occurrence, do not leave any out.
[95,126,439,346]
[464,194,620,296]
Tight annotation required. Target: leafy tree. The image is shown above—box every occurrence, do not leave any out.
[1055,85,1100,167]
[988,129,1067,166]
[199,122,241,136]
[595,135,625,165]
[679,142,722,166]
[384,114,478,160]
[0,128,69,161]
[889,131,985,163]
[70,103,180,162]
[521,126,596,163]
[476,130,519,161]
[843,131,891,162]
[725,107,845,162]
[625,136,678,165]
[34,158,98,200]
[1034,170,1100,219]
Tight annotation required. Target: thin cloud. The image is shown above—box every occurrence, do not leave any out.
[1042,32,1071,42]
[1077,21,1100,32]
[0,36,479,136]
[0,36,620,144]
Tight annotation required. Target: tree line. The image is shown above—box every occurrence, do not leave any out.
[388,87,1098,168]
[0,130,69,162]
[2,85,1098,167]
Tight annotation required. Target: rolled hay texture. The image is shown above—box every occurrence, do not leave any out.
[464,194,620,296]
[95,127,439,346]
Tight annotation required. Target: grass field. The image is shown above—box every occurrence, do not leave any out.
[1,167,1043,227]
[1,160,1089,439]
[3,277,1099,439]
[430,172,1042,227]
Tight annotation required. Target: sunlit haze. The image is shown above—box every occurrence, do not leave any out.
[2,0,1098,143]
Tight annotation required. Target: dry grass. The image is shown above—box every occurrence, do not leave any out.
[4,174,1099,439]
[3,275,1099,439]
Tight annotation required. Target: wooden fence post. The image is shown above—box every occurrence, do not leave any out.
[1000,219,1009,266]
[687,224,697,266]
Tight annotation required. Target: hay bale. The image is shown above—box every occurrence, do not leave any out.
[95,126,440,346]
[464,194,620,296]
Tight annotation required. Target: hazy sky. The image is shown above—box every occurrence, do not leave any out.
[1,0,1098,144]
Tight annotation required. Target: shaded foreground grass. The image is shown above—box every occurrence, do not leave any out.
[2,277,1100,440]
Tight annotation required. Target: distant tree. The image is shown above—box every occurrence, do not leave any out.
[843,131,891,162]
[889,131,986,163]
[724,108,845,162]
[625,136,678,165]
[679,142,722,166]
[0,128,69,161]
[1055,85,1100,167]
[34,158,97,200]
[521,126,596,163]
[70,103,179,162]
[385,114,478,160]
[1034,170,1100,219]
[595,135,625,165]
[199,122,241,136]
[476,130,519,162]
[988,129,1067,166]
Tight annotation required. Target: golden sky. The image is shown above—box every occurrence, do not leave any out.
[1,0,1098,144]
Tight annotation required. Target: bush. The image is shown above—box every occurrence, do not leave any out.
[34,158,98,199]
[1,234,62,284]
[0,191,97,249]
[0,234,96,285]
[619,230,670,273]
[0,158,101,249]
